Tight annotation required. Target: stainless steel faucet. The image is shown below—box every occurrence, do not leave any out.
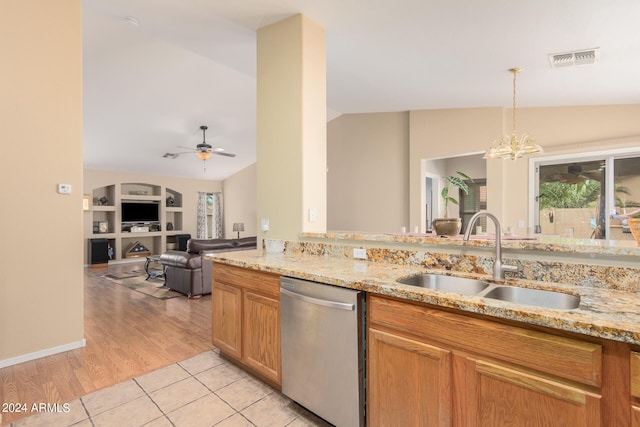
[463,211,518,281]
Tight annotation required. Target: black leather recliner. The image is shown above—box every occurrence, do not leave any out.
[160,237,257,298]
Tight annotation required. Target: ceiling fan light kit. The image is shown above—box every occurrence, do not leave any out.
[483,68,543,160]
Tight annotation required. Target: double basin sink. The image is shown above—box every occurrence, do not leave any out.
[397,274,580,310]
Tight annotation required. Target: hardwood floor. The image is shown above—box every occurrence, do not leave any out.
[0,262,214,425]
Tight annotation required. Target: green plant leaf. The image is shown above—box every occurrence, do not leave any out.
[456,171,472,181]
[447,176,469,194]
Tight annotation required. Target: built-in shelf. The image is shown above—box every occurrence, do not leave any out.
[166,188,183,208]
[92,205,116,211]
[120,194,162,201]
[88,182,184,262]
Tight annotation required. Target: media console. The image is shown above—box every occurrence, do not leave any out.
[121,223,161,233]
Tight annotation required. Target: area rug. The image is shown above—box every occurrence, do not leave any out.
[102,270,183,299]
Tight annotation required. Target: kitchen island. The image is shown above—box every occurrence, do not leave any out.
[208,233,640,426]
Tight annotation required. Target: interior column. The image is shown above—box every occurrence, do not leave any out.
[256,14,327,243]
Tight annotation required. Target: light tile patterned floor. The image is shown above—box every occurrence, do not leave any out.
[10,349,332,427]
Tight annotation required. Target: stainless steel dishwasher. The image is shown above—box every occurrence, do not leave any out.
[280,276,364,427]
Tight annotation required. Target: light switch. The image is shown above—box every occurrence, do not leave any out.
[261,218,270,231]
[309,208,317,222]
[58,183,72,194]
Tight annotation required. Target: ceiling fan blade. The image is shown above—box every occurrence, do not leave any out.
[177,145,196,151]
[213,151,236,157]
[581,171,602,181]
[163,152,190,158]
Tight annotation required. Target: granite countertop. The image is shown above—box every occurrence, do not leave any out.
[208,249,640,345]
[300,231,640,258]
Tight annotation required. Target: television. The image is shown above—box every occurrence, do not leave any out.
[121,201,160,223]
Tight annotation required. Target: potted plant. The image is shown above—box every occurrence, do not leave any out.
[433,171,472,236]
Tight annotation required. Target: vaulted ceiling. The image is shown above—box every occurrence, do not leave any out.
[82,0,640,180]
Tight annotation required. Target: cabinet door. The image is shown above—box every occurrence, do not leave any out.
[368,328,452,427]
[243,291,281,385]
[211,282,242,359]
[464,357,602,427]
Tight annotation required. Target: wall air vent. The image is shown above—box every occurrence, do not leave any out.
[549,48,600,68]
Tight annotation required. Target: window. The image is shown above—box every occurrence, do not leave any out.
[460,179,487,233]
[534,153,640,240]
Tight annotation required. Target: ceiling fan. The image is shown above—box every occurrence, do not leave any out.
[163,125,236,160]
[542,163,603,184]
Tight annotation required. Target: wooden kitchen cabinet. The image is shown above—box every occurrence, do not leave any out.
[243,290,280,383]
[368,294,607,426]
[368,328,452,426]
[630,352,640,426]
[212,263,282,388]
[211,281,242,359]
[463,356,601,426]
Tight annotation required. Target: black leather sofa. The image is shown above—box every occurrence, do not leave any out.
[159,237,257,298]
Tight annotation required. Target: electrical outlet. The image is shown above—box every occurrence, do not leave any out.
[353,248,367,260]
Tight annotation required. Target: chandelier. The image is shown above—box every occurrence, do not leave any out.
[483,68,543,160]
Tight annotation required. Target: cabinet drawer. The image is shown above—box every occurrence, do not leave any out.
[369,295,602,387]
[213,262,280,298]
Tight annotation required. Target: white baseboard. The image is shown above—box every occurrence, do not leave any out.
[0,339,86,369]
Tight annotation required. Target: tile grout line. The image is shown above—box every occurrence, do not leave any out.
[78,398,96,427]
[173,357,251,427]
[137,357,240,426]
[132,377,176,427]
[184,357,277,427]
[188,362,249,422]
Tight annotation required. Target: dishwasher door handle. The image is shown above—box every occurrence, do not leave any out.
[280,287,355,311]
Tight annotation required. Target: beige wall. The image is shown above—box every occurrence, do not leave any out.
[444,155,486,181]
[83,169,222,262]
[0,0,84,364]
[327,112,410,232]
[223,163,257,239]
[328,105,640,234]
[257,15,327,243]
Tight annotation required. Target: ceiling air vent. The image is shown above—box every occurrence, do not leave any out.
[549,48,600,68]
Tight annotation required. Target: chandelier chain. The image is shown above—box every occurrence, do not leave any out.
[511,68,519,134]
[512,71,516,132]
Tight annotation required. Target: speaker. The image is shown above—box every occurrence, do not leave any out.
[175,234,191,252]
[90,238,110,266]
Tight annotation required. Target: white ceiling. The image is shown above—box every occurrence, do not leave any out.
[82,0,640,180]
